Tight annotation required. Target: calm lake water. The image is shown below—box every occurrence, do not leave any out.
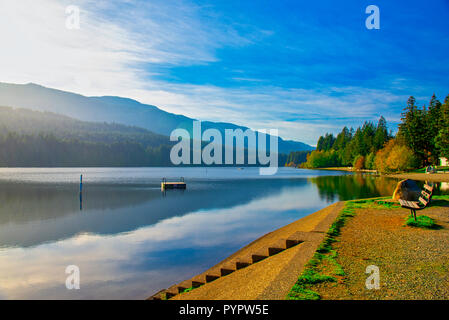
[0,167,444,299]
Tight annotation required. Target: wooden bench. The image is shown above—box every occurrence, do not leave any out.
[398,183,434,221]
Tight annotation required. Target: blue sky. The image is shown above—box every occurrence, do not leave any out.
[1,0,449,145]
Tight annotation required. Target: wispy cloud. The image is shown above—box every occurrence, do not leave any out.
[0,0,446,145]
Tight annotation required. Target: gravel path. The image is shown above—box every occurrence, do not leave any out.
[315,200,449,299]
[386,172,449,183]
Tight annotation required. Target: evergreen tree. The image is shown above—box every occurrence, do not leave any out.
[374,116,389,150]
[435,95,449,160]
[398,96,429,165]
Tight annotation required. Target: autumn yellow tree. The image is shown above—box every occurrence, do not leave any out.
[353,155,365,170]
[374,139,417,173]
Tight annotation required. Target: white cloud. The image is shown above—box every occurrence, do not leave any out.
[0,0,406,145]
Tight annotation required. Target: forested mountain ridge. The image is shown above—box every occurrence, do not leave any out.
[0,106,170,148]
[0,107,289,167]
[0,82,314,153]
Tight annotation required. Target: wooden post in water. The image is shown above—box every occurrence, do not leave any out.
[79,174,83,211]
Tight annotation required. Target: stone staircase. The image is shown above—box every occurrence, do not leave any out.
[148,230,323,300]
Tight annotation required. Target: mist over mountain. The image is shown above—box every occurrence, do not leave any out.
[0,82,314,154]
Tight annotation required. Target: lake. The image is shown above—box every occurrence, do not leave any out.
[0,167,437,299]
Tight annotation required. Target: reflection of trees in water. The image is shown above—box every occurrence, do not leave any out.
[308,175,398,201]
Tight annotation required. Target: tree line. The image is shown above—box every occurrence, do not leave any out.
[298,116,392,169]
[286,94,449,172]
[0,107,289,167]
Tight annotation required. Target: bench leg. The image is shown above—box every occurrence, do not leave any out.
[411,209,417,221]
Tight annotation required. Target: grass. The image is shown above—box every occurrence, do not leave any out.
[286,197,404,300]
[286,201,358,300]
[433,195,449,201]
[405,215,438,229]
[181,286,195,293]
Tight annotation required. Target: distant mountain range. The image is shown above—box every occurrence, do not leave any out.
[0,106,169,148]
[0,82,314,154]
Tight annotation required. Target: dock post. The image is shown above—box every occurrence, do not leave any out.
[79,174,83,210]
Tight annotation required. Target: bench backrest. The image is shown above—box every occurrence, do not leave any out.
[423,184,433,193]
[421,183,434,207]
[419,196,428,206]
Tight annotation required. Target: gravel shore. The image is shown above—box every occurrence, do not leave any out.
[315,198,449,299]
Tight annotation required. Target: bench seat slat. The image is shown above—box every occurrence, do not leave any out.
[424,184,433,192]
[398,199,420,209]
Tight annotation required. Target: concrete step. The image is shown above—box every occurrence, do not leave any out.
[220,262,236,276]
[191,279,205,288]
[166,284,181,296]
[235,257,252,270]
[251,248,269,263]
[147,289,165,300]
[287,231,322,243]
[148,230,325,300]
[268,239,289,255]
[176,280,193,294]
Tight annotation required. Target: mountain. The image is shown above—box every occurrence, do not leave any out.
[0,82,314,153]
[0,106,170,148]
[0,106,175,167]
[0,107,291,167]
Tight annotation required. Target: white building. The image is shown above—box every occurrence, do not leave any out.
[440,157,448,166]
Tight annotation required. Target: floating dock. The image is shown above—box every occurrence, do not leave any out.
[161,178,186,191]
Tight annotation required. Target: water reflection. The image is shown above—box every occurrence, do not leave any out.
[0,168,445,299]
[309,174,397,202]
[0,178,317,248]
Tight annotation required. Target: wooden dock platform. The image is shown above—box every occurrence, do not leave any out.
[161,178,186,190]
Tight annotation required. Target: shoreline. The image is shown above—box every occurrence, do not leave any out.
[306,167,449,183]
[152,195,449,300]
[149,202,344,300]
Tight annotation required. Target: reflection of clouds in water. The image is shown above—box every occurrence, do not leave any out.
[0,186,322,299]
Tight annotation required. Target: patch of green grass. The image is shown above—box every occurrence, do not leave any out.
[181,286,195,293]
[405,215,438,229]
[287,286,321,300]
[287,201,358,300]
[433,195,449,201]
[323,250,346,276]
[375,200,401,209]
[296,268,336,285]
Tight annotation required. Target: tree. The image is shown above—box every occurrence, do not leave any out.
[317,133,335,151]
[365,152,375,170]
[353,155,365,170]
[425,94,442,163]
[333,127,352,151]
[435,95,449,160]
[373,116,389,150]
[398,96,430,165]
[374,139,418,173]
